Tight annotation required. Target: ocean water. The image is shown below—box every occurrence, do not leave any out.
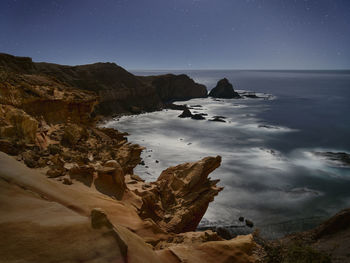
[105,70,350,238]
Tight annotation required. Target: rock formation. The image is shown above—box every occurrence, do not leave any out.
[138,74,208,102]
[130,156,223,233]
[0,53,208,117]
[209,78,241,99]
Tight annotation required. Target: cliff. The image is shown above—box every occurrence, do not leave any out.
[0,53,207,116]
[138,74,208,102]
[1,53,346,263]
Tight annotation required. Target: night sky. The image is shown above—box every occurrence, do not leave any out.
[1,0,350,69]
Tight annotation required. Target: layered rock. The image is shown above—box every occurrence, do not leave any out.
[0,104,38,143]
[0,151,260,263]
[35,61,163,115]
[0,54,98,124]
[209,78,241,99]
[133,156,223,233]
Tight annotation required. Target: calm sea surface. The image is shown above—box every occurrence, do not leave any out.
[105,70,350,238]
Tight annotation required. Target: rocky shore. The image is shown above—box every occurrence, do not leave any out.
[0,53,349,263]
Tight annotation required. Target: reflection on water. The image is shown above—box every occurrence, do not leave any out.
[106,70,350,238]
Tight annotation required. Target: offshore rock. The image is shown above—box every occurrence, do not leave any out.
[209,78,241,99]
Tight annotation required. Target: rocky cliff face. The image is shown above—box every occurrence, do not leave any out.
[138,74,208,102]
[0,53,208,117]
[0,54,98,124]
[35,62,163,115]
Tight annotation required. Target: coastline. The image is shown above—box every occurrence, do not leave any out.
[1,53,349,262]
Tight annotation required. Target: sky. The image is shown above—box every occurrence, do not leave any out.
[1,0,350,70]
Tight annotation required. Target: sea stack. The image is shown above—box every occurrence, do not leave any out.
[209,78,241,99]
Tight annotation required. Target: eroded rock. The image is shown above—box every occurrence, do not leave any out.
[135,156,223,233]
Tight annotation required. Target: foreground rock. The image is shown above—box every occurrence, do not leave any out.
[209,78,241,99]
[132,156,223,233]
[0,151,260,263]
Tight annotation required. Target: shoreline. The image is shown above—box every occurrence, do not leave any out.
[1,53,349,262]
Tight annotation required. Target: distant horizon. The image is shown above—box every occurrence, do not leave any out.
[3,51,350,72]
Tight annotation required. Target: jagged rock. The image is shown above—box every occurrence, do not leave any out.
[0,104,38,143]
[209,78,241,99]
[116,143,144,174]
[136,156,222,233]
[95,164,126,200]
[178,108,192,118]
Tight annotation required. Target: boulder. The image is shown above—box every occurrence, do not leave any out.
[62,124,87,146]
[69,164,95,186]
[209,78,241,99]
[22,151,40,168]
[95,164,126,200]
[46,167,65,178]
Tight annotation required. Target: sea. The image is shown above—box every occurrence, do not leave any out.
[105,70,350,239]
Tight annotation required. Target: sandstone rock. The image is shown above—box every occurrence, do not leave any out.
[69,164,95,186]
[22,151,39,168]
[116,143,144,174]
[136,156,222,233]
[95,164,126,200]
[46,167,65,178]
[0,104,38,143]
[90,208,128,258]
[62,177,73,185]
[62,124,87,146]
[209,78,241,99]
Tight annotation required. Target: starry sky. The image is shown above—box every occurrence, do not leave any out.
[1,0,350,70]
